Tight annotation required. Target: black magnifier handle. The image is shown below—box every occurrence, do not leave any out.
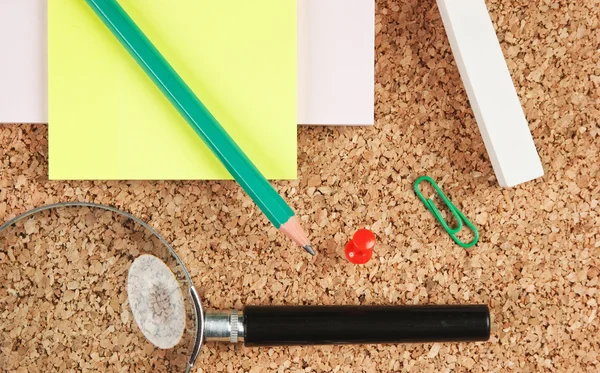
[242,305,490,347]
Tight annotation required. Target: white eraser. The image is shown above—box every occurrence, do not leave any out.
[436,0,544,187]
[297,0,375,125]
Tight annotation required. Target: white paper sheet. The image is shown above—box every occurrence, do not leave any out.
[0,0,47,124]
[298,0,375,125]
[0,0,376,126]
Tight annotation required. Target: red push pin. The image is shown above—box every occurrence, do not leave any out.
[345,229,376,264]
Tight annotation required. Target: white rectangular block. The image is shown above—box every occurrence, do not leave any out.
[297,0,375,125]
[0,0,47,124]
[437,0,544,187]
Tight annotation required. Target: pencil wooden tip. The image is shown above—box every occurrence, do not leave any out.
[303,245,316,256]
[279,216,313,254]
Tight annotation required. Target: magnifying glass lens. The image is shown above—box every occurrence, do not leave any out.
[0,204,198,372]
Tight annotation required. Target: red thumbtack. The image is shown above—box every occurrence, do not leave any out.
[345,229,376,264]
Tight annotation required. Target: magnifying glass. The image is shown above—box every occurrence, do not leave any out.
[0,203,490,372]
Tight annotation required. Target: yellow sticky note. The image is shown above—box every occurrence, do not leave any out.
[48,0,296,180]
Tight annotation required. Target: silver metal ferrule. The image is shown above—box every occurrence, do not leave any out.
[204,310,245,343]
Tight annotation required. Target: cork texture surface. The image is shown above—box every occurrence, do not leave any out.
[1,0,599,371]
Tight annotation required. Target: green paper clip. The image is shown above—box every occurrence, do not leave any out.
[414,176,479,249]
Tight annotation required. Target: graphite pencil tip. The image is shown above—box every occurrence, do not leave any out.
[303,244,316,256]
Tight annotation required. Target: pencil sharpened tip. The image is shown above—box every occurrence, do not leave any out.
[303,245,316,256]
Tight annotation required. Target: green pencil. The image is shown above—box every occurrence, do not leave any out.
[85,0,314,255]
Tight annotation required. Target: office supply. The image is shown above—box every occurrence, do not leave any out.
[436,0,544,187]
[2,0,374,127]
[0,0,46,123]
[0,203,492,371]
[83,0,312,254]
[345,228,376,264]
[414,176,479,248]
[48,0,296,180]
[297,0,375,125]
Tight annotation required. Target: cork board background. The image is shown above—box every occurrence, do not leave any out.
[1,0,599,371]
